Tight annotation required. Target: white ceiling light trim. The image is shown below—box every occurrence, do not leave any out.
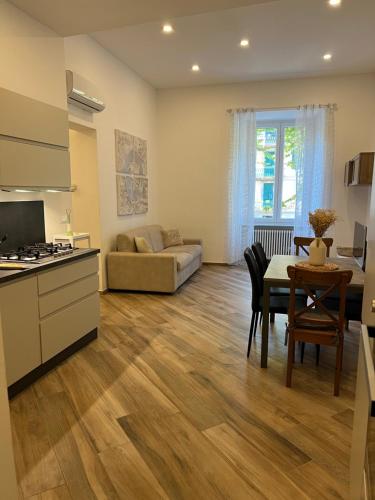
[162,23,174,33]
[328,0,342,7]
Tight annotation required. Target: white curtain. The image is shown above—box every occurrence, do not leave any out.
[294,105,335,237]
[227,110,257,264]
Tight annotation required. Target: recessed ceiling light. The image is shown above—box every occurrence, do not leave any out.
[323,53,332,61]
[328,0,341,7]
[162,24,174,34]
[191,64,200,72]
[240,39,249,48]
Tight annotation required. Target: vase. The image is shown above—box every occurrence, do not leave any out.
[66,223,73,236]
[308,237,326,266]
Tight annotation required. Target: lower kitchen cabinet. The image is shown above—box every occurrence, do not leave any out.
[0,253,100,395]
[0,276,41,385]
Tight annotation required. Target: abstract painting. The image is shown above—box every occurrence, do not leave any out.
[115,130,148,216]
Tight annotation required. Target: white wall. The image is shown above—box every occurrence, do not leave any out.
[0,7,158,288]
[157,73,375,262]
[0,0,71,241]
[64,35,158,289]
[69,123,104,288]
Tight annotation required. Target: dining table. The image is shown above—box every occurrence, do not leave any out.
[260,255,365,368]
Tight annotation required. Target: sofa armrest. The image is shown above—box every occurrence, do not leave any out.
[107,252,177,292]
[183,238,203,246]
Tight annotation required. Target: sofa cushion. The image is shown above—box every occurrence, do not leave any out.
[117,225,163,252]
[162,229,183,248]
[161,244,202,260]
[135,237,153,253]
[148,225,164,252]
[175,252,194,271]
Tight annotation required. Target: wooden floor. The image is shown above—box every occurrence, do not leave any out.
[11,264,358,499]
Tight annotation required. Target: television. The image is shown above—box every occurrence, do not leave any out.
[353,221,367,270]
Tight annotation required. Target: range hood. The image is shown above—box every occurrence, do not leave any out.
[0,87,72,192]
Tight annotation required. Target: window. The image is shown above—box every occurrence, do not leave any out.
[254,121,300,224]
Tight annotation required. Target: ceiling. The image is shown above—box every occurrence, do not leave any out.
[90,0,375,88]
[10,0,375,89]
[9,0,275,36]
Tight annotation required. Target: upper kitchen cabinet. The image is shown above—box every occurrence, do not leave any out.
[345,152,374,187]
[0,87,71,190]
[0,88,68,147]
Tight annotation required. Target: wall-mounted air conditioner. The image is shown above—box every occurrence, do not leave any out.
[66,70,105,113]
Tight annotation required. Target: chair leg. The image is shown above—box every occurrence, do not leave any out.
[286,335,294,388]
[284,327,288,346]
[259,313,263,325]
[334,341,344,396]
[345,319,349,331]
[247,312,256,358]
[300,342,305,364]
[315,344,320,366]
[340,338,344,371]
[270,312,275,323]
[254,312,259,337]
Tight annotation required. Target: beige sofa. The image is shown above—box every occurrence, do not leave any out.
[107,225,202,293]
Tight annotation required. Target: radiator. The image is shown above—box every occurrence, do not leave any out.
[253,226,293,259]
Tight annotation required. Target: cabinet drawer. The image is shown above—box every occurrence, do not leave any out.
[40,292,99,362]
[39,273,99,318]
[38,256,98,294]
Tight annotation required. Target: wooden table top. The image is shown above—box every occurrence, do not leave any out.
[264,255,365,290]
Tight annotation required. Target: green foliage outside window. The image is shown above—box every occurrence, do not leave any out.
[284,127,302,170]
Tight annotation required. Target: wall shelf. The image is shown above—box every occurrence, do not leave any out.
[345,152,374,186]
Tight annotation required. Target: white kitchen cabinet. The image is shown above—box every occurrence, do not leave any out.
[0,86,70,190]
[0,87,69,147]
[0,276,41,386]
[39,273,99,318]
[37,255,99,363]
[0,139,71,188]
[0,318,18,500]
[350,326,375,499]
[37,255,98,294]
[0,253,100,395]
[40,293,99,362]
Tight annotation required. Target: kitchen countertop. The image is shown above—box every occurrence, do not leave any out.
[0,248,100,285]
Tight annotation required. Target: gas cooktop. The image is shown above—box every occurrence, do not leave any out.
[0,242,74,263]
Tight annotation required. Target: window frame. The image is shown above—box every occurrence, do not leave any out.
[254,119,296,226]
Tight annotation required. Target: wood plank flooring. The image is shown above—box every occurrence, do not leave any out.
[10,264,358,499]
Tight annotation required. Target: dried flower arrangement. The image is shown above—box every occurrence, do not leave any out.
[308,209,338,238]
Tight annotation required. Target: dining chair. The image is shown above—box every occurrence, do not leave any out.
[286,265,353,396]
[252,242,306,302]
[317,290,363,328]
[243,248,305,358]
[294,236,334,257]
[252,242,269,276]
[252,242,288,322]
